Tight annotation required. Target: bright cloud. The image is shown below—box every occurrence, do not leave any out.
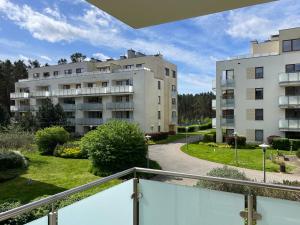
[40,55,52,61]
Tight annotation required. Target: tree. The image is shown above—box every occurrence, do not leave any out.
[81,120,147,176]
[0,104,10,127]
[70,53,86,63]
[58,58,67,65]
[15,113,38,132]
[28,60,40,68]
[36,98,67,128]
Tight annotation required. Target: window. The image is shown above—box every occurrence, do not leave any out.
[158,81,161,90]
[53,71,59,76]
[285,63,300,73]
[136,64,143,68]
[76,84,81,89]
[158,111,161,120]
[172,111,176,118]
[255,88,263,100]
[226,129,234,136]
[63,98,75,104]
[158,96,161,104]
[158,126,161,132]
[225,70,234,80]
[255,109,264,120]
[76,68,82,73]
[88,111,102,118]
[43,72,50,77]
[125,95,129,102]
[116,81,123,86]
[255,130,264,142]
[63,85,70,90]
[172,70,176,78]
[126,79,130,85]
[172,98,176,105]
[124,64,134,69]
[255,67,264,79]
[64,69,72,74]
[165,68,170,76]
[102,82,108,87]
[87,83,94,88]
[33,73,40,78]
[172,85,176,91]
[87,97,102,103]
[99,66,110,72]
[283,39,300,52]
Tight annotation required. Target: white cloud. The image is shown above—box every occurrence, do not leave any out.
[43,6,62,19]
[0,38,25,48]
[92,52,110,61]
[40,55,52,61]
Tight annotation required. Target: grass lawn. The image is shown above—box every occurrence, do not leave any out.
[181,142,295,173]
[150,133,202,145]
[0,151,119,204]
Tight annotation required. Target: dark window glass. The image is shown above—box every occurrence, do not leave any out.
[158,111,161,119]
[158,126,161,132]
[43,72,50,77]
[222,109,234,119]
[226,70,234,80]
[255,88,263,100]
[255,67,263,79]
[76,68,82,73]
[102,82,108,87]
[158,96,161,104]
[172,70,176,78]
[165,68,170,76]
[53,71,59,76]
[172,85,176,91]
[255,130,264,142]
[295,64,300,72]
[226,129,234,136]
[87,83,94,88]
[172,98,176,105]
[158,81,161,90]
[293,39,300,51]
[255,109,264,120]
[222,89,234,99]
[286,64,295,73]
[283,40,292,52]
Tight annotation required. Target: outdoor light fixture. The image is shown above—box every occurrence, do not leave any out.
[233,131,238,165]
[145,135,151,168]
[259,143,270,183]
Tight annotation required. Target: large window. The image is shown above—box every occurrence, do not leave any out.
[165,68,170,76]
[285,63,300,73]
[255,109,264,120]
[158,81,161,90]
[255,67,264,79]
[255,88,263,100]
[158,111,161,120]
[255,130,264,142]
[225,69,234,80]
[172,70,176,78]
[283,39,300,52]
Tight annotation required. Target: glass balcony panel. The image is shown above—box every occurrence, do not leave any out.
[289,120,298,129]
[212,118,216,128]
[139,179,244,225]
[279,73,288,82]
[279,119,288,129]
[212,99,216,109]
[289,73,298,82]
[289,96,298,105]
[257,196,300,225]
[278,96,288,105]
[24,216,47,225]
[58,180,133,225]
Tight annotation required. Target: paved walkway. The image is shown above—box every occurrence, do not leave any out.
[149,136,300,185]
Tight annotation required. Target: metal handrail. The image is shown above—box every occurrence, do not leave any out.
[1,167,300,222]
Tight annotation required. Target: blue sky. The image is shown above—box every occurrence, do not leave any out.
[0,0,300,94]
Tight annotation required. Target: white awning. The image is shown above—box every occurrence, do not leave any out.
[87,0,274,28]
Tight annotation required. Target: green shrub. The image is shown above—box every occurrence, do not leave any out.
[196,166,249,194]
[54,141,87,159]
[225,136,246,147]
[81,120,147,176]
[272,138,290,150]
[198,122,212,130]
[205,142,218,147]
[0,126,34,149]
[290,139,300,151]
[267,135,281,145]
[35,126,70,155]
[296,149,300,159]
[145,132,168,141]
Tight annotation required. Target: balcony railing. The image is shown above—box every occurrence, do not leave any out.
[31,91,51,98]
[76,118,103,126]
[76,103,103,111]
[10,105,31,112]
[221,98,235,108]
[1,167,300,225]
[221,117,235,127]
[279,96,300,108]
[279,119,300,131]
[221,79,235,88]
[212,118,216,128]
[110,117,134,122]
[279,72,300,85]
[66,118,76,125]
[212,99,216,110]
[10,92,29,99]
[106,102,134,110]
[61,104,76,111]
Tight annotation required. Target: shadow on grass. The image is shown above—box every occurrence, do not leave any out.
[0,177,66,204]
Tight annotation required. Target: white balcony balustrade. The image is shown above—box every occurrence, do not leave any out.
[221,79,235,88]
[212,99,216,110]
[212,118,216,128]
[61,104,76,111]
[10,92,29,99]
[279,96,300,108]
[31,91,51,98]
[279,72,300,86]
[221,117,235,127]
[106,102,134,110]
[279,119,300,131]
[221,98,235,108]
[77,103,103,111]
[76,118,104,126]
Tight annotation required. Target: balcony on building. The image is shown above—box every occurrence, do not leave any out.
[10,105,31,112]
[221,98,235,108]
[1,167,299,225]
[10,92,29,99]
[77,103,104,111]
[61,104,76,111]
[212,99,216,110]
[66,118,76,126]
[107,102,134,111]
[279,72,300,86]
[279,96,300,108]
[212,118,216,128]
[221,115,235,127]
[279,119,300,131]
[76,118,104,126]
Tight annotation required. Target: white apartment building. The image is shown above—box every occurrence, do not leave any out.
[10,50,178,134]
[213,27,300,143]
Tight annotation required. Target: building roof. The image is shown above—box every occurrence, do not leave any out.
[87,0,274,28]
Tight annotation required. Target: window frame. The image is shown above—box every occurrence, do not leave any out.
[158,111,161,120]
[158,81,161,90]
[283,39,300,52]
[255,67,264,79]
[255,129,264,142]
[172,70,176,78]
[255,88,264,100]
[165,68,170,76]
[255,109,264,121]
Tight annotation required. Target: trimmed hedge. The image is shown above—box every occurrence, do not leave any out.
[272,138,290,150]
[177,122,212,133]
[296,149,300,158]
[290,139,300,151]
[225,136,246,147]
[267,135,280,145]
[35,126,70,155]
[145,132,169,141]
[203,131,216,143]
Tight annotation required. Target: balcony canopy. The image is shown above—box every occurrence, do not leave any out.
[87,0,274,28]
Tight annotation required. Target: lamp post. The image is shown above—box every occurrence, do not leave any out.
[145,135,151,168]
[233,131,238,165]
[185,126,189,151]
[259,143,270,183]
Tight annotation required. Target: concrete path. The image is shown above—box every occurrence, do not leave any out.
[149,136,300,186]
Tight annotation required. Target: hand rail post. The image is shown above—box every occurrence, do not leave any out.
[132,178,139,225]
[48,204,57,225]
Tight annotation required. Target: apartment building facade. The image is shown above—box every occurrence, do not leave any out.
[10,50,178,134]
[213,27,300,143]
